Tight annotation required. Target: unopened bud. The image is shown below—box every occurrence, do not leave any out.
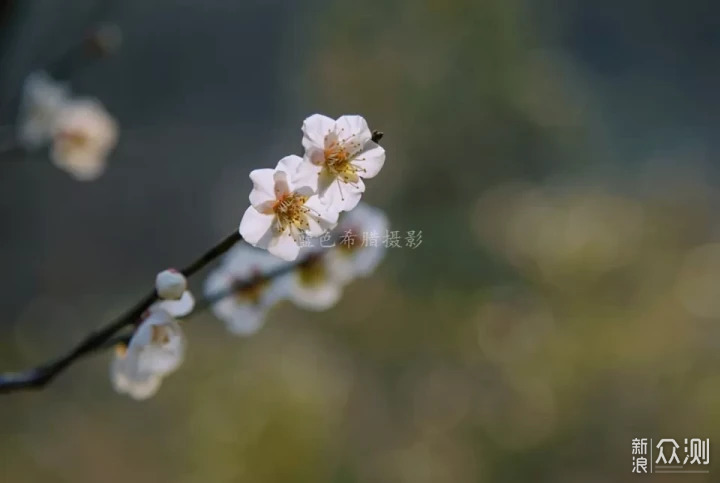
[155,269,187,300]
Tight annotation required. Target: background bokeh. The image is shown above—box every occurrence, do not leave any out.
[1,0,720,481]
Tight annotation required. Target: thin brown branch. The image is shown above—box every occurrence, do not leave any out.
[0,231,241,393]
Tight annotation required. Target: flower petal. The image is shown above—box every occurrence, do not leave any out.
[289,277,343,311]
[225,303,266,336]
[294,159,322,192]
[239,207,274,246]
[305,196,340,230]
[335,115,372,147]
[276,154,304,176]
[273,170,290,197]
[317,178,365,212]
[268,229,301,261]
[302,114,336,150]
[156,290,195,317]
[249,169,277,206]
[352,142,385,179]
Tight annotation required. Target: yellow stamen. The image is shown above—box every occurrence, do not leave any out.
[272,192,310,233]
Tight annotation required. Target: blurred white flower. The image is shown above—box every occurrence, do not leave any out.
[327,203,389,283]
[110,345,163,401]
[17,71,69,149]
[299,114,385,212]
[204,244,290,335]
[50,98,118,181]
[288,250,345,311]
[124,307,185,377]
[154,290,195,318]
[155,269,187,300]
[239,155,338,261]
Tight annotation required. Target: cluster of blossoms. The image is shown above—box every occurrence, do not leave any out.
[110,114,388,400]
[110,270,195,398]
[240,114,386,261]
[18,72,118,181]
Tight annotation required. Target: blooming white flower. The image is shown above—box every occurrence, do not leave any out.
[17,71,69,149]
[124,307,185,377]
[204,244,290,335]
[299,114,386,212]
[110,345,163,401]
[327,203,389,283]
[288,249,345,311]
[50,97,118,181]
[239,155,339,261]
[155,269,187,300]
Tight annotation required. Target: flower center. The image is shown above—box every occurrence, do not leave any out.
[298,256,327,287]
[233,270,269,305]
[338,227,362,254]
[58,129,89,150]
[272,193,310,233]
[150,325,171,345]
[324,140,360,183]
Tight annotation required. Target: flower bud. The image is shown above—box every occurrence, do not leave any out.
[155,269,187,300]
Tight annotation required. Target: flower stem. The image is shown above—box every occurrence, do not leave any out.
[0,231,241,393]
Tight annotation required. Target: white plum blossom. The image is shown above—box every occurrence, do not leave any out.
[299,114,386,212]
[17,71,69,149]
[327,203,389,283]
[110,346,163,401]
[154,290,195,318]
[204,244,291,335]
[288,249,345,311]
[239,155,339,261]
[125,307,185,377]
[155,269,187,300]
[50,97,118,181]
[110,308,186,400]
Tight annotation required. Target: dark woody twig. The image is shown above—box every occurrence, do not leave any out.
[0,231,241,393]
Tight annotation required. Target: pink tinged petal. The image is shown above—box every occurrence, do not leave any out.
[268,229,301,261]
[302,114,336,150]
[239,206,274,247]
[273,170,290,197]
[254,200,275,214]
[275,154,304,176]
[275,155,304,193]
[307,147,326,166]
[249,169,277,205]
[335,115,372,148]
[352,143,385,179]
